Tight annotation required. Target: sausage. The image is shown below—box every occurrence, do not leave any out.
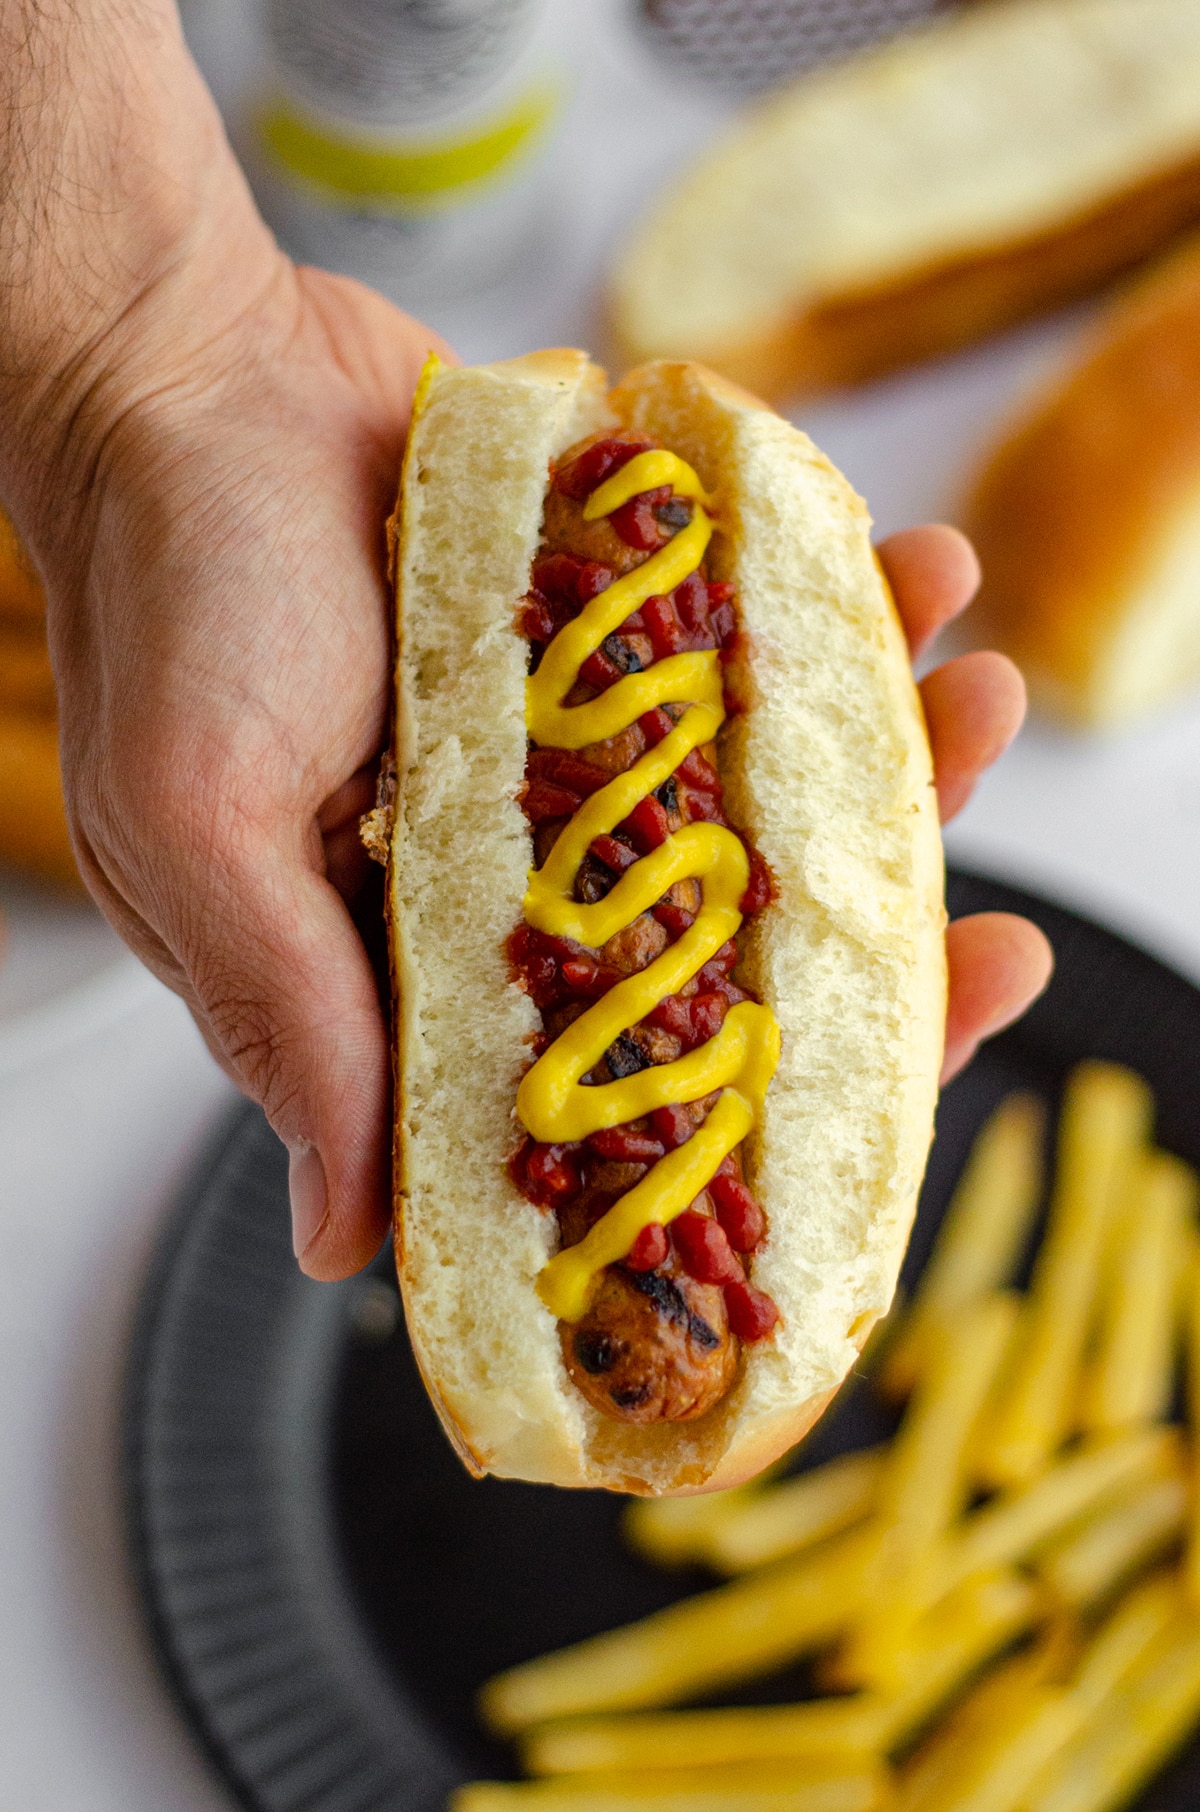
[512,429,774,1424]
[540,429,659,577]
[563,1253,737,1422]
[556,1178,738,1423]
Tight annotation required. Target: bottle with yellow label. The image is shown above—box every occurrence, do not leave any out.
[243,0,566,305]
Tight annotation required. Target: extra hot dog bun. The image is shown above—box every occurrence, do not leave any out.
[610,0,1200,404]
[384,353,945,1494]
[965,232,1200,729]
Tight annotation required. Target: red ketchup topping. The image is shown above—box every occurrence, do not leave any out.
[626,1222,670,1272]
[671,1210,743,1286]
[508,435,781,1348]
[551,435,654,501]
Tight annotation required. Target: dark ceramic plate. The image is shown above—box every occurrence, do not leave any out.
[125,868,1200,1812]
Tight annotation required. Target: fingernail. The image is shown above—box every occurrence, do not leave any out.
[288,1143,328,1260]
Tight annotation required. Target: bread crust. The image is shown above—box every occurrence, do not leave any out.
[387,353,944,1493]
[609,0,1200,404]
[965,232,1200,728]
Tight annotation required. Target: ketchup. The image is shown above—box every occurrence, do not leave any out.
[507,432,782,1348]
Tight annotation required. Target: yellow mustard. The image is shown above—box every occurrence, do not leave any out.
[520,451,780,1323]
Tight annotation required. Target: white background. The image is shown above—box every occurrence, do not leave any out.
[6,2,1200,1805]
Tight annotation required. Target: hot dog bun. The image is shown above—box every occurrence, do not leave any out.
[965,232,1200,729]
[384,352,944,1494]
[610,0,1200,404]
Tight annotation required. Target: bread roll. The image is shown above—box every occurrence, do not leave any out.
[384,352,944,1493]
[610,0,1200,404]
[965,232,1200,729]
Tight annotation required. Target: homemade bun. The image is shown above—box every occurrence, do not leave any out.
[965,233,1200,730]
[387,352,945,1494]
[610,0,1200,404]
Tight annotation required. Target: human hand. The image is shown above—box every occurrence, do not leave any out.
[876,526,1052,1083]
[20,239,448,1282]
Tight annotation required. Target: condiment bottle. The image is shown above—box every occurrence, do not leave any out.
[246,0,566,305]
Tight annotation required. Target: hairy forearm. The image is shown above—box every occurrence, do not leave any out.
[0,0,275,513]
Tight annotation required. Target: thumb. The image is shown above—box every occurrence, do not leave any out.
[190,843,392,1278]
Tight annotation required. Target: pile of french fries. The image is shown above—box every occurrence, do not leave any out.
[0,506,78,889]
[461,1063,1200,1812]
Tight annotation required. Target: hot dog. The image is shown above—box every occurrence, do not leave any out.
[377,352,945,1494]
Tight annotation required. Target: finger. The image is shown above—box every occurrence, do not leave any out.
[316,764,378,838]
[183,838,392,1279]
[318,763,380,902]
[73,828,255,1094]
[877,524,981,659]
[324,819,377,902]
[920,651,1026,822]
[941,912,1054,1084]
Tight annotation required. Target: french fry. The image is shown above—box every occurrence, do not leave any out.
[974,1065,1153,1489]
[486,1070,1200,1812]
[895,1637,1081,1812]
[521,1571,1038,1778]
[880,1094,1044,1400]
[622,1455,794,1569]
[838,1295,1021,1689]
[899,1687,1081,1812]
[1035,1472,1188,1609]
[933,1426,1179,1606]
[1183,1241,1200,1608]
[1068,1569,1181,1713]
[0,507,44,625]
[622,1477,770,1569]
[0,713,79,889]
[883,1297,1024,1553]
[1027,1610,1200,1812]
[454,1762,890,1812]
[869,1570,1041,1752]
[523,1697,881,1778]
[700,1447,886,1575]
[1078,1150,1194,1433]
[480,1521,881,1733]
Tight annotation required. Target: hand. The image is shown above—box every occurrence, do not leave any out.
[25,240,449,1282]
[876,527,1052,1083]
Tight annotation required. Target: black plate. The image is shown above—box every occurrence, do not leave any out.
[125,867,1200,1812]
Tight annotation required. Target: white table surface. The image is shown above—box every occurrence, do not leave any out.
[6,3,1200,1806]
